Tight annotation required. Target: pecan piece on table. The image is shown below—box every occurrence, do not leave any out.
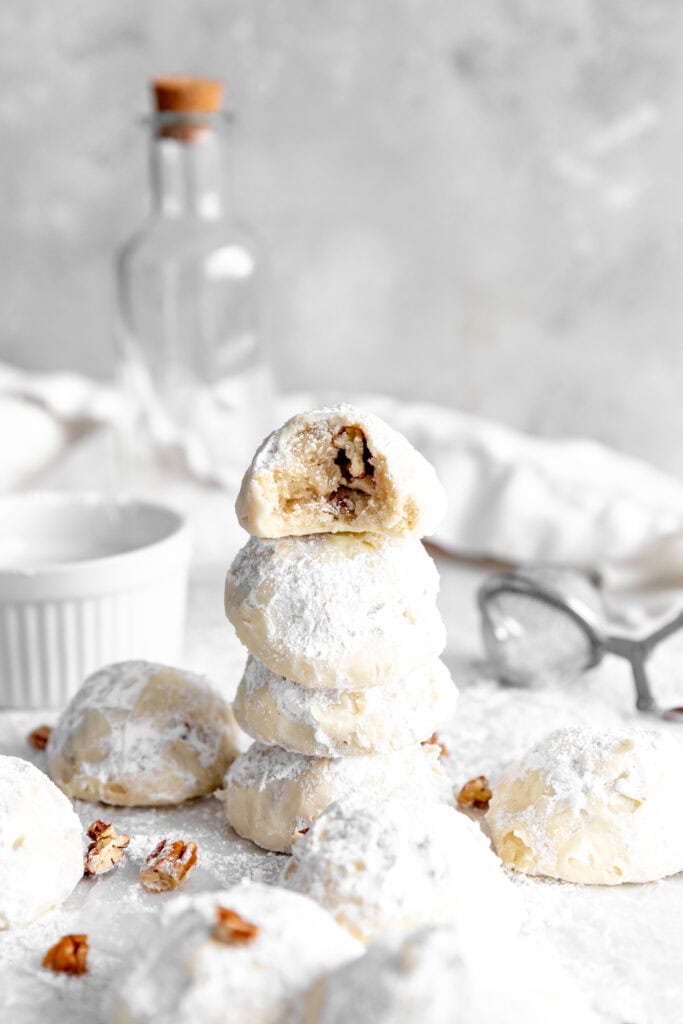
[27,725,52,750]
[84,819,131,877]
[140,838,198,893]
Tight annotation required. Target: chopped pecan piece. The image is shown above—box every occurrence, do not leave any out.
[84,819,131,877]
[333,426,374,481]
[27,725,52,750]
[42,934,89,974]
[457,775,493,810]
[422,732,448,759]
[140,838,198,892]
[212,906,260,945]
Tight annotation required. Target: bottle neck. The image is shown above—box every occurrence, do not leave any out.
[149,114,228,219]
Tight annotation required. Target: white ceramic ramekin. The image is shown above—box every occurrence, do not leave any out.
[0,493,192,708]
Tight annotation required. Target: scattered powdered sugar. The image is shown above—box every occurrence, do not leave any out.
[4,557,683,1021]
[113,881,362,1024]
[237,655,457,756]
[297,920,609,1024]
[224,533,446,688]
[282,795,521,942]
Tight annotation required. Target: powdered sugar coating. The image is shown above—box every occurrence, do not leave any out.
[0,756,83,928]
[48,661,240,806]
[235,404,447,539]
[487,726,683,884]
[223,743,452,853]
[297,922,605,1024]
[112,881,362,1024]
[224,534,446,689]
[282,796,521,942]
[233,655,457,757]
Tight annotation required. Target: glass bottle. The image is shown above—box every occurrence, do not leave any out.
[116,76,272,490]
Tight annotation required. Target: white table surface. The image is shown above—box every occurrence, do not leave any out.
[1,549,682,1024]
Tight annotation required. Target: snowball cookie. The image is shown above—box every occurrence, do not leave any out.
[225,534,446,689]
[487,725,683,884]
[48,660,240,806]
[282,796,520,942]
[297,922,603,1024]
[223,743,450,853]
[235,404,447,539]
[0,756,83,928]
[233,655,457,757]
[112,881,362,1024]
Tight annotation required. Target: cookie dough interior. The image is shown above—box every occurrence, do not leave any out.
[273,423,398,532]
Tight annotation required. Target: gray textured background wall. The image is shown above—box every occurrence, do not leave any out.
[2,1,683,473]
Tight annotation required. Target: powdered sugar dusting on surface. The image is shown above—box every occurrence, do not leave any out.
[304,920,606,1024]
[225,533,446,688]
[3,560,683,1021]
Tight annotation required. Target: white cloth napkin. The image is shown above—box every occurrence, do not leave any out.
[4,363,683,589]
[0,362,123,492]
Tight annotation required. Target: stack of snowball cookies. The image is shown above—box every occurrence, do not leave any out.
[1,405,683,1024]
[223,404,456,852]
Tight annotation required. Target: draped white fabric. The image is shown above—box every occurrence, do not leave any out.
[4,363,683,588]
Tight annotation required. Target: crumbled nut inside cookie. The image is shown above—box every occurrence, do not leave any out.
[333,426,374,481]
[329,426,376,505]
[212,905,260,944]
[140,838,198,892]
[276,422,395,529]
[457,775,493,810]
[84,819,131,877]
[42,934,89,974]
[27,725,52,750]
[422,733,449,759]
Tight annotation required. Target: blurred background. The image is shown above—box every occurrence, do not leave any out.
[2,0,683,472]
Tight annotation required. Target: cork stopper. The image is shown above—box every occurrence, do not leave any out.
[152,76,224,114]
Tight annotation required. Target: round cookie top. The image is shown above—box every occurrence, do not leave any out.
[487,725,683,884]
[233,655,457,757]
[224,533,446,689]
[48,660,240,807]
[0,755,83,928]
[235,405,447,539]
[282,795,520,942]
[113,881,362,1024]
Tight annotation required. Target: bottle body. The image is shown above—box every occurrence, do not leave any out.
[116,104,272,489]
